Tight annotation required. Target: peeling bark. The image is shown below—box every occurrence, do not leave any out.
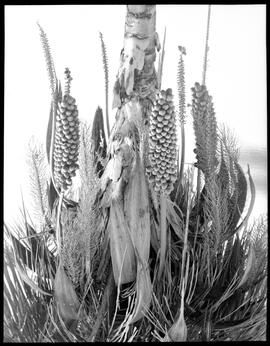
[99,5,159,321]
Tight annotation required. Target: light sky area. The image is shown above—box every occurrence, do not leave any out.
[4,5,267,227]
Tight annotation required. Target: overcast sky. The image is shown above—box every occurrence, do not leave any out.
[4,5,266,226]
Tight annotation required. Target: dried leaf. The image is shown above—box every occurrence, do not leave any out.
[166,199,184,241]
[15,260,52,297]
[235,165,256,234]
[124,157,152,323]
[109,200,136,284]
[166,308,187,342]
[130,264,152,323]
[54,261,80,322]
[237,247,255,289]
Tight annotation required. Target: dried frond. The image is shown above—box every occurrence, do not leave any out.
[218,124,240,162]
[79,121,96,185]
[241,215,267,289]
[61,167,101,286]
[4,245,42,342]
[26,137,50,229]
[37,23,56,96]
[78,123,103,278]
[60,212,85,289]
[4,218,55,342]
[99,32,110,137]
[203,176,230,252]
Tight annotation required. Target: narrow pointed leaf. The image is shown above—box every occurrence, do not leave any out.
[15,261,52,296]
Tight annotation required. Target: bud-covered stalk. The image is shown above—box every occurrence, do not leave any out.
[177,46,186,190]
[147,88,177,278]
[147,88,177,195]
[53,68,80,191]
[191,82,218,180]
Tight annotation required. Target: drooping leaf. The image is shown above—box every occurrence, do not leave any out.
[15,260,52,297]
[124,156,152,323]
[227,162,247,233]
[233,165,255,236]
[46,103,54,164]
[109,200,136,285]
[47,178,58,214]
[54,261,81,323]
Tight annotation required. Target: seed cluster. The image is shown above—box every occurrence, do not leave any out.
[53,69,79,191]
[191,82,218,177]
[147,88,177,195]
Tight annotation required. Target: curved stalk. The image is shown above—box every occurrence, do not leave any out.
[196,5,211,225]
[56,191,64,252]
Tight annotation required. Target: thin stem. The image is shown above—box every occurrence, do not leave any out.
[99,32,110,139]
[88,269,114,342]
[196,4,211,220]
[157,27,166,90]
[56,191,64,252]
[49,98,60,197]
[202,5,211,86]
[179,125,185,186]
[158,193,167,279]
[180,167,194,294]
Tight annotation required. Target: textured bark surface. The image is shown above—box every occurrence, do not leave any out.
[100,5,159,288]
[113,5,159,107]
[98,7,159,325]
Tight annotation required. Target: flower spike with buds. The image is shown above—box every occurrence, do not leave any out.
[147,88,177,278]
[147,88,177,195]
[53,68,80,191]
[191,82,218,180]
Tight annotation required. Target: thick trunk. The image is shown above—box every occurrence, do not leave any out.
[113,5,158,108]
[99,5,159,323]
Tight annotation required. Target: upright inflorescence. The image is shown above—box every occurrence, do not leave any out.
[177,46,186,125]
[191,82,218,179]
[53,68,80,191]
[147,88,177,195]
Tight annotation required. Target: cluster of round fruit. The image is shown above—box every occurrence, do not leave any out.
[147,88,177,194]
[191,82,217,175]
[53,94,80,191]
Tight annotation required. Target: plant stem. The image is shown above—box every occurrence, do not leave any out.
[158,192,167,279]
[196,4,211,227]
[202,5,211,86]
[179,124,185,186]
[56,191,64,252]
[180,167,194,294]
[157,27,166,90]
[175,125,185,203]
[105,89,110,139]
[88,270,114,342]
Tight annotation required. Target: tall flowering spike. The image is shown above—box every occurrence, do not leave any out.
[191,82,218,179]
[147,88,177,195]
[53,68,80,191]
[177,46,186,125]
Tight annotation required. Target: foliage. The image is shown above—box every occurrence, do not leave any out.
[4,6,267,343]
